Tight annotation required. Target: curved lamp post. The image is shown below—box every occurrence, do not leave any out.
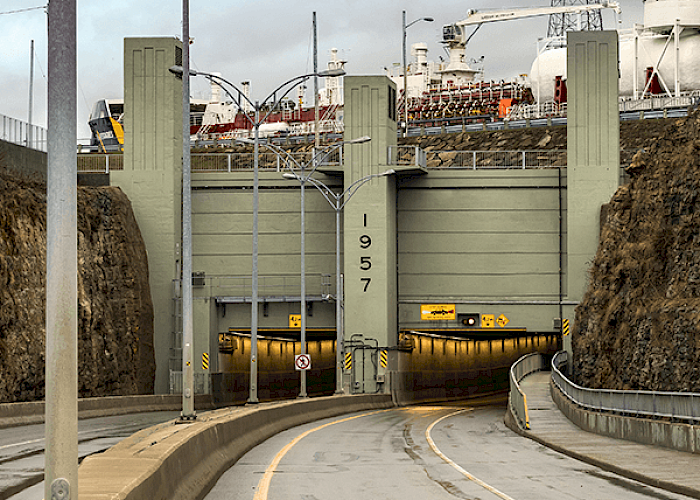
[282,169,395,394]
[169,65,345,404]
[402,11,433,137]
[240,137,380,397]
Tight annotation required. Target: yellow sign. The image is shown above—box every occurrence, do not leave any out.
[202,352,209,370]
[562,318,570,336]
[420,304,456,321]
[289,314,301,328]
[481,314,495,328]
[496,314,510,328]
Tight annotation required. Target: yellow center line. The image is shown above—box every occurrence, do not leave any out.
[253,408,398,500]
[425,409,517,500]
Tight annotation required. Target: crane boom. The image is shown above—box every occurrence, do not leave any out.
[443,2,621,48]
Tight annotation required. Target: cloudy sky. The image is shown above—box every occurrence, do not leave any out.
[1,1,644,142]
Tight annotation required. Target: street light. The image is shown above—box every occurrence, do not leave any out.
[170,65,346,404]
[241,137,371,397]
[279,147,395,396]
[402,11,433,137]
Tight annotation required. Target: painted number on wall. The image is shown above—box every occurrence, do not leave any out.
[360,214,372,292]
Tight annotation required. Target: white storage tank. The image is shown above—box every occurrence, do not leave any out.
[530,0,700,102]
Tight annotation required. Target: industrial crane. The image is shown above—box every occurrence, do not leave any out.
[442,2,622,51]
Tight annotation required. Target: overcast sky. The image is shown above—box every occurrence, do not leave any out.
[1,1,645,141]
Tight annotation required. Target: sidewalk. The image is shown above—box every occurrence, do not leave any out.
[516,371,700,499]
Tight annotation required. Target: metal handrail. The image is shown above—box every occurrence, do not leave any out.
[552,351,700,423]
[509,352,546,430]
[1,113,47,152]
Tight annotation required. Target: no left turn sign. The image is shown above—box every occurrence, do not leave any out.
[295,354,311,371]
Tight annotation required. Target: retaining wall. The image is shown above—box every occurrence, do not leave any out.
[79,394,393,500]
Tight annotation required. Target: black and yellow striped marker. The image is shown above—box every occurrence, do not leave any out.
[202,352,209,370]
[344,352,352,370]
[380,349,388,368]
[562,319,570,336]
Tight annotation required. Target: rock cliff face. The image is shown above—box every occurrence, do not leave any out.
[0,167,154,403]
[573,111,700,391]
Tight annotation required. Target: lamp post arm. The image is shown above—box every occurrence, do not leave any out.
[201,73,257,128]
[254,140,303,172]
[259,73,316,124]
[305,142,345,179]
[305,176,341,209]
[339,171,394,211]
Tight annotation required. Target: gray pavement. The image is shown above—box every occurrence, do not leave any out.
[518,371,700,499]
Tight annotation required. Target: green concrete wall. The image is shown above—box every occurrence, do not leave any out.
[111,37,183,394]
[397,168,567,333]
[191,172,340,345]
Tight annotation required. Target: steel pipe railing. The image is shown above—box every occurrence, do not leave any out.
[552,351,700,423]
[509,352,546,430]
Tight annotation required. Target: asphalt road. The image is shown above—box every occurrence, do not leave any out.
[205,398,692,500]
[2,411,181,499]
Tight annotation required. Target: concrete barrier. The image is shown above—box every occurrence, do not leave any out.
[551,380,700,455]
[0,395,215,429]
[79,394,393,500]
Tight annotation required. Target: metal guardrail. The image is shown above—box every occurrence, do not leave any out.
[509,352,546,430]
[1,113,47,152]
[391,146,567,170]
[76,148,344,173]
[169,370,208,395]
[552,351,700,423]
[77,154,123,172]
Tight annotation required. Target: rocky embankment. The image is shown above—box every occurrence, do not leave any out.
[573,110,700,391]
[0,167,154,402]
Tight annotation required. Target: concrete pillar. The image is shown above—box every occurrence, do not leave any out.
[111,38,183,394]
[566,31,620,358]
[343,76,398,394]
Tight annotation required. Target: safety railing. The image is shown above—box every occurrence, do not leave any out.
[169,370,208,395]
[552,351,700,423]
[75,149,639,174]
[509,352,546,430]
[77,154,124,172]
[0,113,47,152]
[175,274,334,302]
[390,146,567,170]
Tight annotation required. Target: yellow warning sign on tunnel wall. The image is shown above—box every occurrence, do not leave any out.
[202,352,209,370]
[420,304,456,320]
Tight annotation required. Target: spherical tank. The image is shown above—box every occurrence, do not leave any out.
[530,0,700,102]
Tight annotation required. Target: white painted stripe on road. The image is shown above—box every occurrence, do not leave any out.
[0,424,127,451]
[426,409,517,500]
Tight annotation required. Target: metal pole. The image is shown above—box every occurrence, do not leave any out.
[181,0,195,420]
[314,12,319,148]
[300,159,308,398]
[334,206,343,394]
[402,10,407,138]
[28,39,34,148]
[249,103,260,404]
[45,1,78,498]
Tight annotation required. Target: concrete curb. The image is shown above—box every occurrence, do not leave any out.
[0,395,215,429]
[504,388,700,500]
[79,394,394,500]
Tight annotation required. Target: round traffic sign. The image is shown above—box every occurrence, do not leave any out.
[295,354,311,371]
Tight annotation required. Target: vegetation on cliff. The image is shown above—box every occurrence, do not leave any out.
[0,165,154,402]
[573,110,700,391]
